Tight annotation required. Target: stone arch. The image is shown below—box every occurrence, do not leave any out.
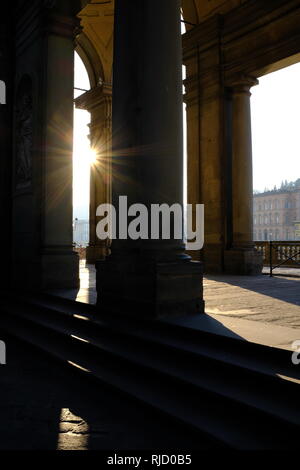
[182,0,199,28]
[75,32,105,88]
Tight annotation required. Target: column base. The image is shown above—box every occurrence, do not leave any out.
[86,244,109,264]
[187,244,225,274]
[40,249,80,289]
[224,248,263,275]
[96,256,204,318]
[86,245,109,264]
[11,249,80,290]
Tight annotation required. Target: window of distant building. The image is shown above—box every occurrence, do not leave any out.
[269,230,273,241]
[264,230,268,241]
[275,213,279,224]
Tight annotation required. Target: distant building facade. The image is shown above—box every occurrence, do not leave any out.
[253,189,300,241]
[73,219,89,247]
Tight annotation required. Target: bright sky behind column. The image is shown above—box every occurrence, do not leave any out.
[251,62,300,192]
[73,27,300,219]
[73,52,91,220]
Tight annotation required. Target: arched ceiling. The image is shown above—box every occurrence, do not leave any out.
[78,0,247,84]
[78,0,114,84]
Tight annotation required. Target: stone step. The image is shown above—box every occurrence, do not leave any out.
[3,292,298,382]
[0,294,299,449]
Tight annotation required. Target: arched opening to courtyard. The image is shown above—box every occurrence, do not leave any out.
[73,51,91,257]
[251,62,300,244]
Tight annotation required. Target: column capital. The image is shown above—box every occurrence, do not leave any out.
[229,74,259,95]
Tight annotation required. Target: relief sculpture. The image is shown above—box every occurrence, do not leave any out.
[15,77,33,190]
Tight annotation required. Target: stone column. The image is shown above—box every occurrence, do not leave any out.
[75,83,112,264]
[183,49,201,264]
[12,1,81,290]
[183,17,225,274]
[0,5,13,287]
[40,9,80,289]
[224,75,263,274]
[96,0,204,317]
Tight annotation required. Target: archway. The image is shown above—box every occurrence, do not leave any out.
[251,62,300,255]
[73,52,92,257]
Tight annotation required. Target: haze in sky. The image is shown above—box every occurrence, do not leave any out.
[251,62,300,192]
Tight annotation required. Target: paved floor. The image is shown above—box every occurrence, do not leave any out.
[46,261,300,349]
[47,261,97,305]
[204,274,300,329]
[50,261,300,326]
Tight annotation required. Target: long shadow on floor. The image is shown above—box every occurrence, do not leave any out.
[205,274,300,308]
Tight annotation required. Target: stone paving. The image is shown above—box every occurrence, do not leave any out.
[204,274,300,329]
[48,261,300,330]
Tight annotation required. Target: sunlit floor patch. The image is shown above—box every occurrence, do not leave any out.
[57,408,89,451]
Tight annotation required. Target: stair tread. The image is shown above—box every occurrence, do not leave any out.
[5,294,300,383]
[0,313,294,450]
[2,302,300,429]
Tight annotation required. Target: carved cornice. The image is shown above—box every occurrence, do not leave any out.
[183,14,223,56]
[15,1,81,56]
[74,83,112,113]
[41,12,81,40]
[183,0,300,89]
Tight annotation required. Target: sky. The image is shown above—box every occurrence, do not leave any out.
[251,62,300,192]
[73,53,300,220]
[73,53,91,220]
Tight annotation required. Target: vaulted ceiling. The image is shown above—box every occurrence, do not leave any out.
[77,0,248,86]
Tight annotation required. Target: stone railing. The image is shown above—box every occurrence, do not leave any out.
[255,241,300,275]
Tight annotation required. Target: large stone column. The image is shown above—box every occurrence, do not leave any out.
[41,13,80,288]
[0,5,13,288]
[224,75,263,274]
[183,16,227,274]
[96,0,204,317]
[12,1,81,290]
[75,83,112,264]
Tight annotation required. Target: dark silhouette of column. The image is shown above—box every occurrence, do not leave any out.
[0,5,13,287]
[97,0,204,317]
